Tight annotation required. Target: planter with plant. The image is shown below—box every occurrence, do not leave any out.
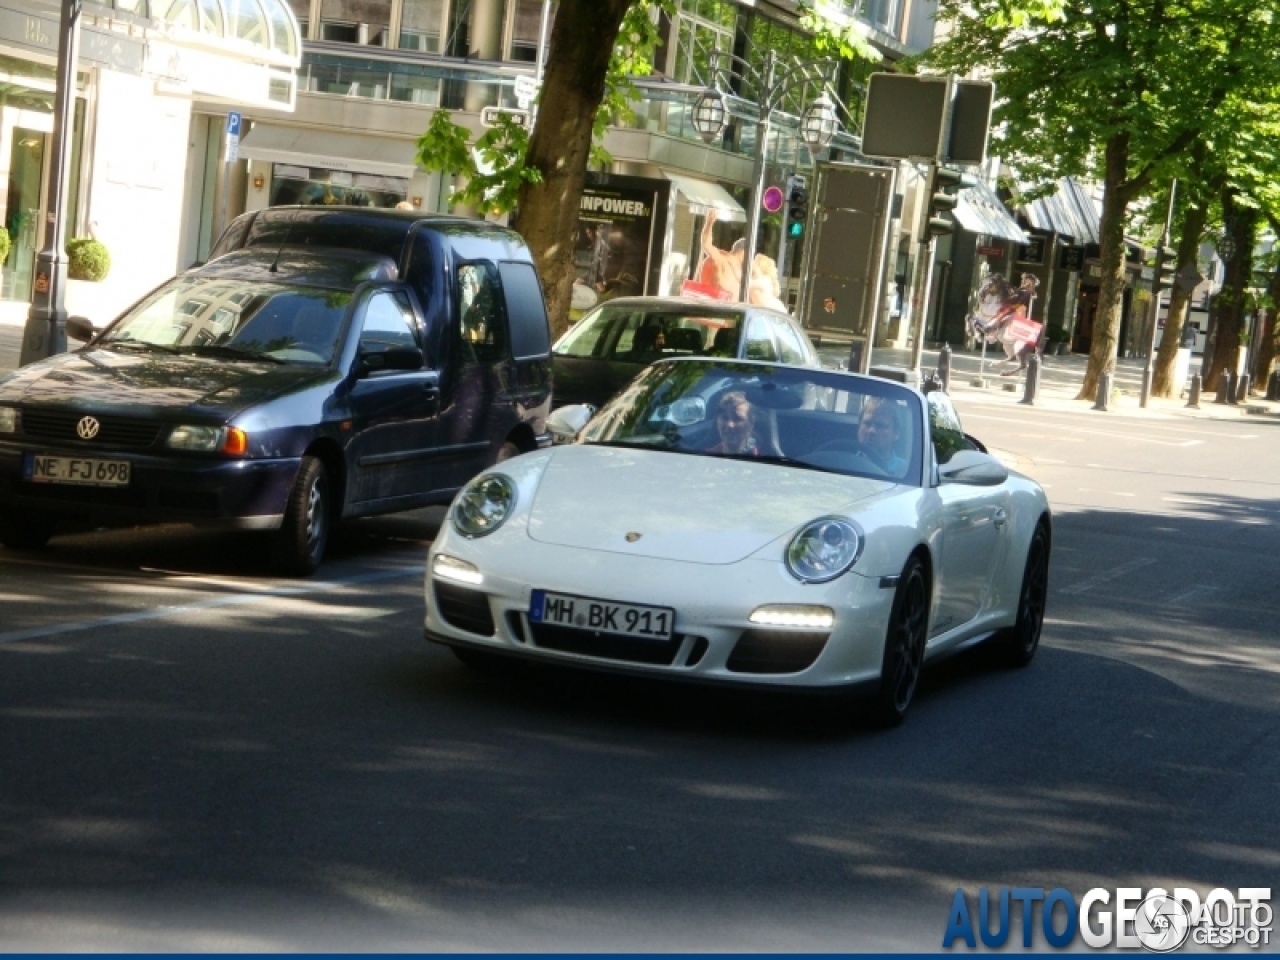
[66,237,110,282]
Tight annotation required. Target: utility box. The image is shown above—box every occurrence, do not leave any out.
[797,162,897,372]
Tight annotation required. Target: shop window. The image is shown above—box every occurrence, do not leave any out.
[270,165,408,208]
[281,0,310,39]
[446,0,507,59]
[672,0,737,85]
[457,262,510,364]
[509,0,553,62]
[319,0,391,45]
[399,0,445,52]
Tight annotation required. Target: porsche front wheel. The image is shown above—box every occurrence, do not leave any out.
[870,556,929,727]
[996,522,1049,668]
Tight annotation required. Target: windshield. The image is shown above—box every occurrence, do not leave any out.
[99,277,351,365]
[580,360,924,485]
[555,304,745,362]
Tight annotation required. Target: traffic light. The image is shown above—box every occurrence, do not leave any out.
[926,166,965,238]
[785,174,809,239]
[1152,245,1177,291]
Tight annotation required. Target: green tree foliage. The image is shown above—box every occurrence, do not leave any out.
[927,0,1280,401]
[66,238,110,282]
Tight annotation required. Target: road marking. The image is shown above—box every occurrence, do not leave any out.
[1076,488,1136,496]
[1167,584,1219,606]
[0,565,426,646]
[1060,558,1157,596]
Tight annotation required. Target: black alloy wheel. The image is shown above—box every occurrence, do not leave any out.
[0,511,56,550]
[871,556,930,727]
[998,523,1049,668]
[272,456,331,576]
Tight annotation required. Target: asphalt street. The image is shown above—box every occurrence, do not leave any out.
[1,390,1278,950]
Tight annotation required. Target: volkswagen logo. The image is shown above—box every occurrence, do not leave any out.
[76,416,101,440]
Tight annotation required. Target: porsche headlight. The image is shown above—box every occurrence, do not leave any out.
[785,517,862,583]
[452,474,517,538]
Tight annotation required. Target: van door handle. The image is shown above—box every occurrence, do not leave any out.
[422,383,440,399]
[993,508,1007,530]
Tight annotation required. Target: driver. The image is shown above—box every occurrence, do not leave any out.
[707,390,759,455]
[857,397,907,476]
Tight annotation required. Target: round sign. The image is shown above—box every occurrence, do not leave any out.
[762,185,785,213]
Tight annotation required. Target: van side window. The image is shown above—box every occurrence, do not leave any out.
[498,261,551,358]
[457,262,509,364]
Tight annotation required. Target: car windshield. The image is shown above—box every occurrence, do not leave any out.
[98,276,351,365]
[580,360,923,485]
[555,304,744,362]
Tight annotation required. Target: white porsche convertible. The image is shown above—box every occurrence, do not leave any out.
[424,358,1050,724]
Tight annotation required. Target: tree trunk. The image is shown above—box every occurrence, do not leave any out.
[1078,135,1133,401]
[1151,202,1207,397]
[1202,195,1256,392]
[514,0,632,339]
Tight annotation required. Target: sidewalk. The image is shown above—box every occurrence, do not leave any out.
[816,342,1280,424]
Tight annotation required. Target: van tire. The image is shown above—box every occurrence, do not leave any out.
[0,511,56,550]
[272,456,331,576]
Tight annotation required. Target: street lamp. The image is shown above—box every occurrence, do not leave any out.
[800,93,838,154]
[696,48,843,303]
[692,88,727,145]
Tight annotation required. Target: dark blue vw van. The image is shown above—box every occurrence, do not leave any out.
[0,208,552,573]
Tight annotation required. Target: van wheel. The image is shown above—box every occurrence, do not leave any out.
[272,456,330,576]
[0,511,56,550]
[869,556,929,727]
[495,441,522,463]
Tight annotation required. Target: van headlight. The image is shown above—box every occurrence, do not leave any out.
[452,474,516,538]
[0,407,16,434]
[785,517,862,583]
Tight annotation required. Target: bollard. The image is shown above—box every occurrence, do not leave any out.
[1227,370,1239,405]
[1186,374,1201,408]
[1268,370,1280,401]
[1236,373,1251,403]
[1214,372,1231,404]
[847,339,865,374]
[1020,352,1041,405]
[1093,370,1112,411]
[937,342,953,394]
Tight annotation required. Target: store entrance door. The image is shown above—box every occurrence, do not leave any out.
[4,127,49,303]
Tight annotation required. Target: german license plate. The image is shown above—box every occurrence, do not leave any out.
[23,453,131,487]
[530,590,674,641]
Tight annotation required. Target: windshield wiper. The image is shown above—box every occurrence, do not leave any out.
[187,344,285,365]
[102,339,180,355]
[716,452,831,473]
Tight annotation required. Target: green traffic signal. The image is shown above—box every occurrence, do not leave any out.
[788,220,804,238]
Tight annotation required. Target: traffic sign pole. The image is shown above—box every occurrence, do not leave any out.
[217,111,242,246]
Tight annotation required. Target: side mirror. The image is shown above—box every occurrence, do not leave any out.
[547,403,595,444]
[939,449,1009,486]
[66,315,98,343]
[360,346,424,374]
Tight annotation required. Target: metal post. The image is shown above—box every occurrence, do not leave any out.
[739,51,775,304]
[1093,370,1113,411]
[911,235,938,373]
[1215,372,1231,404]
[1268,370,1280,401]
[937,342,952,393]
[1186,374,1201,408]
[19,0,82,367]
[1020,351,1041,405]
[1236,372,1251,404]
[1140,180,1178,408]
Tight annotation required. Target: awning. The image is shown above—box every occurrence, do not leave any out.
[1021,177,1101,245]
[953,179,1029,244]
[238,124,418,179]
[662,171,746,223]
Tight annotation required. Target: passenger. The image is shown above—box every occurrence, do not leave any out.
[857,397,907,476]
[707,390,758,455]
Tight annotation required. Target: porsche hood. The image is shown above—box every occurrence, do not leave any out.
[525,445,895,564]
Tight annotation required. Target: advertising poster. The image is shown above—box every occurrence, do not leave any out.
[966,270,1042,368]
[681,209,788,313]
[570,174,668,319]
